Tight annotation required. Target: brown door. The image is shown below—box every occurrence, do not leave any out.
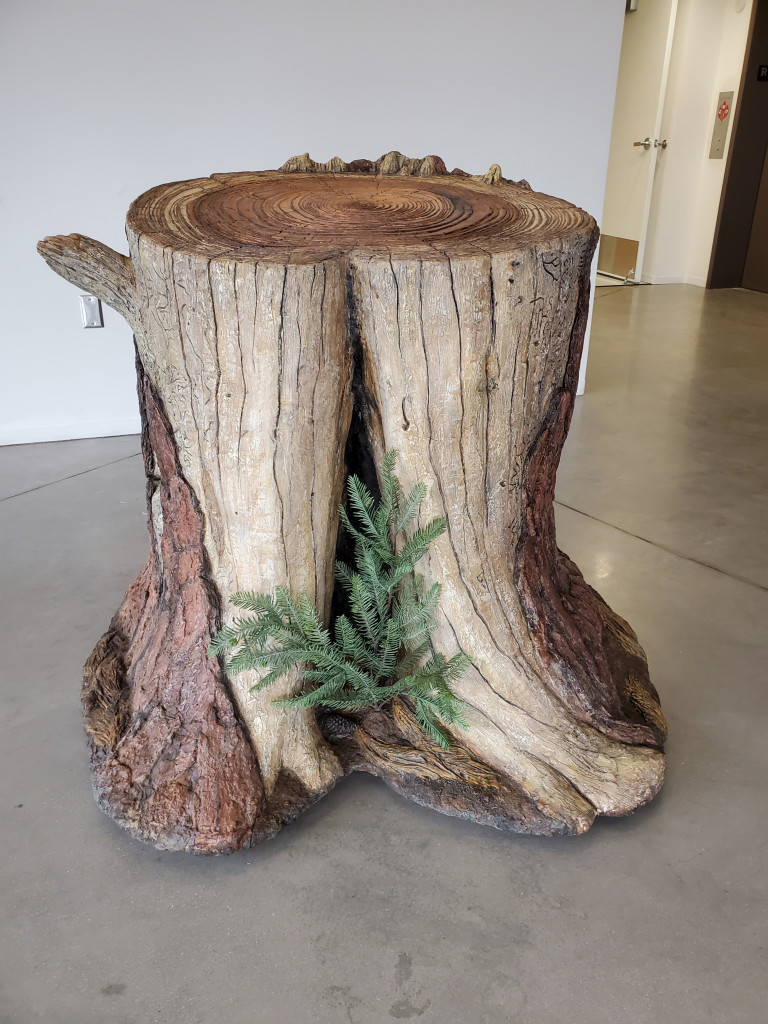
[742,142,768,292]
[709,0,768,289]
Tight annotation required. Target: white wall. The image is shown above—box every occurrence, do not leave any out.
[0,0,626,444]
[644,0,753,286]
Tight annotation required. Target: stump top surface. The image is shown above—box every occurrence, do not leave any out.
[127,171,595,263]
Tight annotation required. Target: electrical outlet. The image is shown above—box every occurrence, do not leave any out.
[79,294,104,328]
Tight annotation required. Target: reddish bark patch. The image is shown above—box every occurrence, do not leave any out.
[513,251,665,750]
[82,358,265,853]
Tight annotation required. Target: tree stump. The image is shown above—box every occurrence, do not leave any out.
[38,152,666,853]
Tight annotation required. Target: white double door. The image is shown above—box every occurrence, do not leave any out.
[600,0,678,281]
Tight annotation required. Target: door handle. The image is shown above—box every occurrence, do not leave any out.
[655,139,668,149]
[633,138,653,150]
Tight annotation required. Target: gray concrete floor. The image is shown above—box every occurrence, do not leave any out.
[1,284,767,1024]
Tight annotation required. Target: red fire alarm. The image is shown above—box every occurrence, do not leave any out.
[709,91,734,159]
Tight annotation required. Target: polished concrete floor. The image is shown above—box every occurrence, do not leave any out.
[1,284,766,1024]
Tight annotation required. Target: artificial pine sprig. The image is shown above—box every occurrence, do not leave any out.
[208,450,470,748]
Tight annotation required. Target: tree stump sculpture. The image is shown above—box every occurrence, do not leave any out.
[38,152,666,853]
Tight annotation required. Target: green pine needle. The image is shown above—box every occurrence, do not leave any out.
[208,450,471,748]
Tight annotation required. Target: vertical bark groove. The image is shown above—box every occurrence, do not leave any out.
[83,357,265,853]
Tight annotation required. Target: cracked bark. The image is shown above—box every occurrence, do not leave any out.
[39,152,665,852]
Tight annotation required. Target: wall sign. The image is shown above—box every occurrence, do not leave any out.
[709,90,734,159]
[758,65,768,82]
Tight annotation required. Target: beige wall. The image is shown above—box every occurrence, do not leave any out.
[644,0,754,285]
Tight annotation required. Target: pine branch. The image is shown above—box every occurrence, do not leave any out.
[207,449,470,747]
[395,481,427,533]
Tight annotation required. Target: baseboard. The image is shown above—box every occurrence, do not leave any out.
[642,274,707,287]
[0,417,142,446]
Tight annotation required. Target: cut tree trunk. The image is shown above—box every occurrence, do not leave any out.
[39,152,666,853]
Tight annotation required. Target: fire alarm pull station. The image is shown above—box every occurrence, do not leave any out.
[709,91,734,159]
